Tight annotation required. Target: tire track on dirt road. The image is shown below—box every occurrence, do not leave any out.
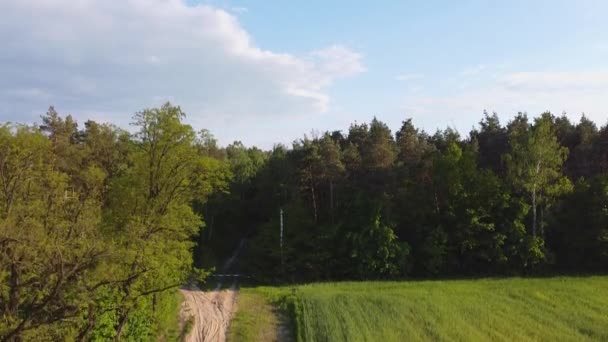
[180,240,245,342]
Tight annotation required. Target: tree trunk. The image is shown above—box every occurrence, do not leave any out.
[531,187,537,237]
[76,304,97,342]
[8,259,19,318]
[152,294,157,313]
[309,168,318,223]
[531,161,541,238]
[2,328,22,342]
[115,274,135,341]
[114,308,131,341]
[434,191,440,215]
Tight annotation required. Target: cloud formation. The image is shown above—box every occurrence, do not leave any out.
[0,0,364,127]
[402,69,608,133]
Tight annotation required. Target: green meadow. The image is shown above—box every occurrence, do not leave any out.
[230,276,608,342]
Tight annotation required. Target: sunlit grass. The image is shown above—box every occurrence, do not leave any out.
[232,276,608,342]
[228,291,282,341]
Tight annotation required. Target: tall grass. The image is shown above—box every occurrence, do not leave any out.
[234,276,608,342]
[228,290,283,341]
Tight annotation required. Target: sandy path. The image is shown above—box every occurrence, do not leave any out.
[179,283,238,342]
[180,240,245,342]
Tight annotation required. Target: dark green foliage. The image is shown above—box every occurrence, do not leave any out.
[549,175,608,270]
[345,214,410,278]
[201,112,608,282]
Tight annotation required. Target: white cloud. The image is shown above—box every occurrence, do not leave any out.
[500,71,608,91]
[311,45,366,80]
[402,70,608,132]
[0,0,364,131]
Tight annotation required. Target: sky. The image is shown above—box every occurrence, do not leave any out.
[1,0,608,148]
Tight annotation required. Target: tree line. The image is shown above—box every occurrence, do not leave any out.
[2,103,607,339]
[199,111,608,282]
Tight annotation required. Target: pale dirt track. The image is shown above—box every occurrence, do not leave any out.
[179,283,238,342]
[180,240,245,342]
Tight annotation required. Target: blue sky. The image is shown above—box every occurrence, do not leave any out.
[1,1,607,148]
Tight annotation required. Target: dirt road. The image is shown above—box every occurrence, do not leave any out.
[179,283,238,342]
[179,240,245,342]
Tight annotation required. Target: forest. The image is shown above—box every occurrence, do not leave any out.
[203,109,608,281]
[1,103,608,340]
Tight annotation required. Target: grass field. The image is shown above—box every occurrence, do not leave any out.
[230,276,608,342]
[228,291,282,341]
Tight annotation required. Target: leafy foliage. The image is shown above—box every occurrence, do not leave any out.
[2,103,608,339]
[0,104,226,341]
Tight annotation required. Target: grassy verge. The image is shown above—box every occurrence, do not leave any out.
[228,289,284,341]
[232,276,608,342]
